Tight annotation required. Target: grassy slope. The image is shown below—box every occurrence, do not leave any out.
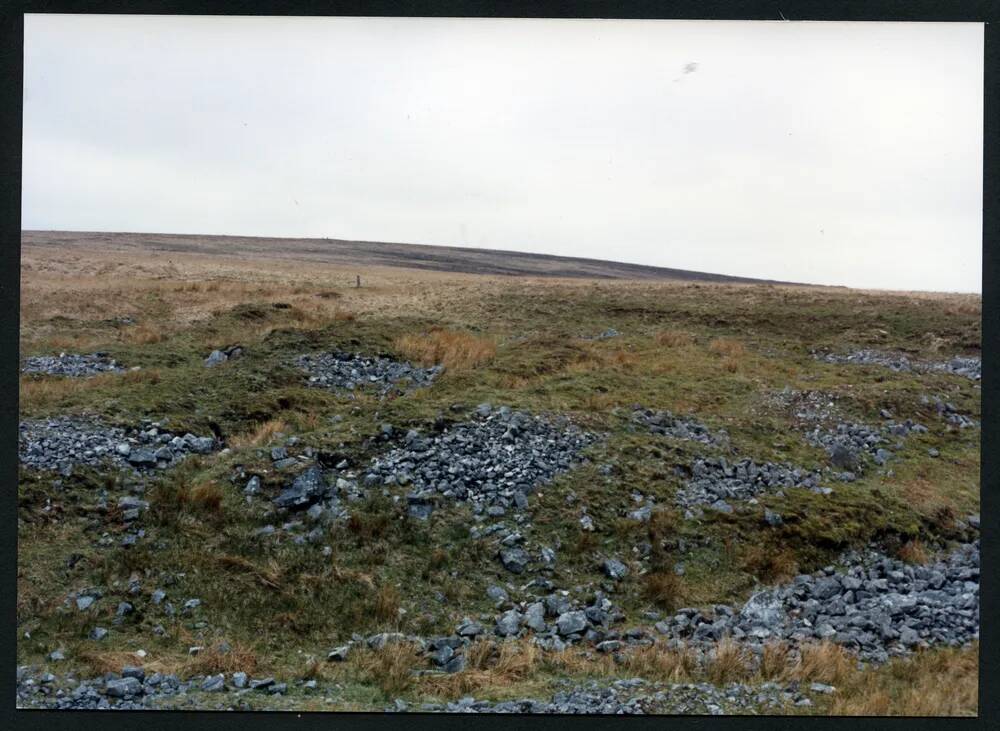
[17,247,981,714]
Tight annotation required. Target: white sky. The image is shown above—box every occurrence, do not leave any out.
[22,15,983,292]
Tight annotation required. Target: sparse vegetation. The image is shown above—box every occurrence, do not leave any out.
[17,237,979,715]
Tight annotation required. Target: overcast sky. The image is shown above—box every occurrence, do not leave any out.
[23,15,983,292]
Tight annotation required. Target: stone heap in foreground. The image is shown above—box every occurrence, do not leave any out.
[653,541,979,663]
[19,416,218,474]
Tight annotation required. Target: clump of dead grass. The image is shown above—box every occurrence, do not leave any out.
[897,539,930,565]
[419,640,541,698]
[372,584,402,623]
[353,641,423,696]
[642,570,685,612]
[656,329,695,347]
[123,323,166,345]
[706,638,754,684]
[739,543,800,583]
[708,337,745,357]
[182,640,260,677]
[828,645,977,716]
[228,419,288,448]
[394,328,496,371]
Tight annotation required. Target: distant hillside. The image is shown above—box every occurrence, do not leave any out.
[21,230,807,285]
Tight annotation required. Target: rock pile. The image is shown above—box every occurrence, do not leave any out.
[411,678,810,714]
[815,349,981,381]
[675,457,828,513]
[653,541,979,663]
[803,418,927,476]
[921,395,978,429]
[296,351,442,394]
[15,666,292,710]
[580,328,621,341]
[766,387,841,423]
[19,417,218,474]
[364,406,599,515]
[630,407,727,445]
[268,465,358,526]
[22,353,125,377]
[204,345,244,367]
[476,589,627,647]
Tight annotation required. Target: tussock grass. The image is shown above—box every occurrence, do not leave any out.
[183,640,260,677]
[792,641,855,685]
[643,571,685,611]
[706,638,754,685]
[828,644,977,716]
[897,539,930,565]
[420,640,541,698]
[739,543,800,583]
[373,584,402,623]
[394,328,496,371]
[228,419,289,448]
[708,338,746,358]
[656,329,696,347]
[353,641,423,696]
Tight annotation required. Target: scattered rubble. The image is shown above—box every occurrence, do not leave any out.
[814,350,981,381]
[22,353,126,377]
[653,541,979,663]
[296,351,442,395]
[675,456,828,512]
[364,406,600,516]
[629,407,728,446]
[19,416,218,474]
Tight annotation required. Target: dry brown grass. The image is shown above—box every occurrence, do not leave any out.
[791,641,855,685]
[124,323,166,345]
[74,650,168,677]
[420,640,541,698]
[643,571,685,611]
[182,641,260,677]
[177,480,225,514]
[217,554,285,590]
[19,377,93,411]
[708,337,746,358]
[656,329,695,347]
[758,642,794,681]
[373,584,402,623]
[895,476,955,519]
[619,644,699,682]
[353,641,423,696]
[394,328,496,371]
[19,368,160,411]
[829,645,977,716]
[706,638,754,685]
[740,543,800,583]
[898,539,930,565]
[228,418,288,449]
